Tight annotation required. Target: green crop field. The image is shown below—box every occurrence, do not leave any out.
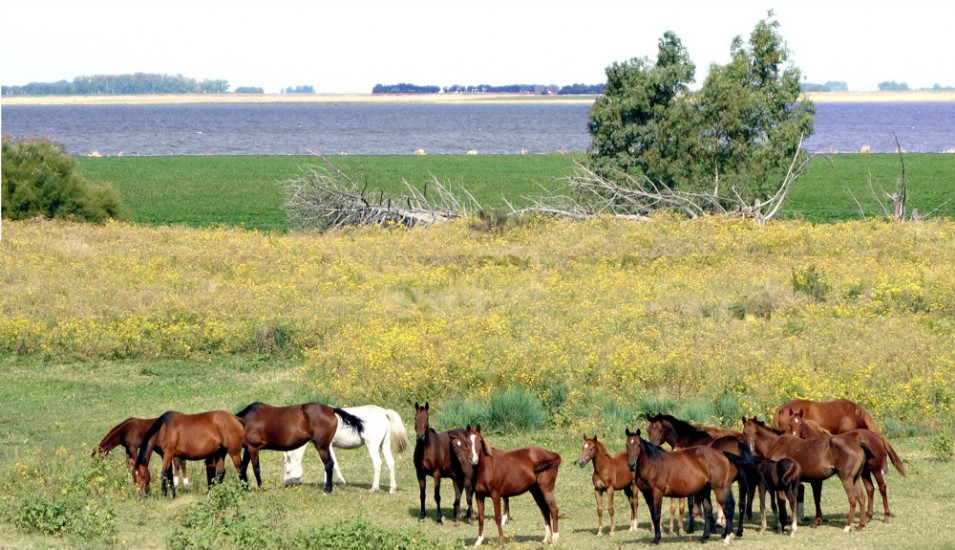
[76,153,955,231]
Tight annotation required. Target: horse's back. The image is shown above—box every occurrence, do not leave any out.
[775,398,877,434]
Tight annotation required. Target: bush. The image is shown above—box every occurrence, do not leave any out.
[1,136,125,222]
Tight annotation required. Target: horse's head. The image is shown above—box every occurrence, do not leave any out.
[133,463,151,497]
[413,402,430,442]
[578,434,600,468]
[624,427,642,471]
[789,409,806,437]
[645,417,672,447]
[741,416,769,454]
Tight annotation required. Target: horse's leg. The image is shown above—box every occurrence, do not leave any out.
[502,496,510,527]
[432,471,444,524]
[787,486,798,537]
[382,435,397,494]
[735,476,747,538]
[239,447,252,486]
[475,494,486,546]
[697,488,713,543]
[861,468,876,521]
[720,485,737,543]
[161,454,175,498]
[873,466,890,522]
[667,497,675,535]
[809,480,823,527]
[687,494,696,534]
[214,456,226,485]
[757,484,767,534]
[283,444,306,486]
[646,490,662,545]
[529,485,555,543]
[417,471,428,520]
[625,484,638,533]
[366,442,382,492]
[327,446,346,488]
[248,447,264,488]
[606,486,615,536]
[316,443,334,493]
[491,493,506,544]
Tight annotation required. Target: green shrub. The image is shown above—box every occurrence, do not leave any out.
[791,264,831,302]
[931,431,955,462]
[433,398,485,430]
[1,136,125,222]
[291,517,443,550]
[485,387,546,431]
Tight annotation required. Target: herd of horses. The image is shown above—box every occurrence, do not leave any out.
[94,397,904,546]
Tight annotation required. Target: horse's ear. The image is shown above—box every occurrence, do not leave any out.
[475,424,482,434]
[593,434,598,442]
[625,427,633,436]
[414,402,419,410]
[425,402,429,411]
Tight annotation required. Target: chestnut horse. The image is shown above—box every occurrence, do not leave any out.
[413,402,474,524]
[741,417,870,531]
[755,457,802,536]
[236,401,364,492]
[774,398,880,435]
[790,410,905,522]
[644,413,758,535]
[577,435,639,536]
[134,410,244,498]
[450,424,561,547]
[625,428,741,544]
[95,416,191,488]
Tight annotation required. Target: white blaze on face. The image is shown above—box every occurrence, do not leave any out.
[469,433,479,464]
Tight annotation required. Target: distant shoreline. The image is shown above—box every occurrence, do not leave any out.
[4,90,954,106]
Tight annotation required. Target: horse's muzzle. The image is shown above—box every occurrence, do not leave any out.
[416,433,426,442]
[577,459,589,468]
[627,460,637,471]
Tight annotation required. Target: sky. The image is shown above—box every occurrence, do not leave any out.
[1,1,951,94]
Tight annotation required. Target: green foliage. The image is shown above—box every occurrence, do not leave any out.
[292,517,443,550]
[2,136,125,222]
[168,480,279,550]
[930,431,954,462]
[588,12,813,204]
[791,264,832,302]
[729,287,778,320]
[432,388,546,432]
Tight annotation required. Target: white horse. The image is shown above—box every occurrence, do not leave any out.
[283,405,408,493]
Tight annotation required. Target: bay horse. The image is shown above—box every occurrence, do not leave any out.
[282,404,409,493]
[741,416,870,531]
[134,410,244,498]
[236,401,364,492]
[577,434,639,536]
[95,416,190,488]
[625,428,740,544]
[755,457,802,536]
[790,410,905,522]
[413,401,474,524]
[450,424,561,547]
[773,398,881,435]
[644,413,757,535]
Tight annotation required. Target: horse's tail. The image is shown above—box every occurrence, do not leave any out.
[533,451,562,474]
[335,407,364,436]
[779,458,802,486]
[135,412,172,467]
[384,409,408,454]
[879,434,906,477]
[722,450,758,486]
[855,404,882,434]
[94,418,132,457]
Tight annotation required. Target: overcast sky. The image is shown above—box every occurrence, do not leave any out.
[1,1,951,94]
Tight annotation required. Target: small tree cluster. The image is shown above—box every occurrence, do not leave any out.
[587,13,814,210]
[2,137,125,223]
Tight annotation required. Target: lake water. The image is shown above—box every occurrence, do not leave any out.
[2,101,954,156]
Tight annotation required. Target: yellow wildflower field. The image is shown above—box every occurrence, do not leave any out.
[2,216,953,430]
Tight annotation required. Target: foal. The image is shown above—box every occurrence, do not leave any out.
[755,457,802,536]
[578,434,639,536]
[413,402,473,524]
[451,424,561,547]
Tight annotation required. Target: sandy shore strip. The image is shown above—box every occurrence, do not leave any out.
[3,90,954,106]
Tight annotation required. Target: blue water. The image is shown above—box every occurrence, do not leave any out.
[2,101,954,156]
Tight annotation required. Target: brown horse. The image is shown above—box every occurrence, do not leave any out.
[644,413,757,536]
[134,410,244,498]
[790,410,905,522]
[774,398,881,435]
[755,457,802,537]
[236,401,364,492]
[413,402,474,524]
[95,416,191,488]
[577,434,639,536]
[741,416,870,531]
[450,424,561,547]
[625,428,741,544]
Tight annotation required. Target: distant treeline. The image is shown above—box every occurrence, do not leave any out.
[2,73,229,96]
[373,82,606,95]
[801,81,849,92]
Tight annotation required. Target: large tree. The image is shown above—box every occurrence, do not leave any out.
[587,13,814,205]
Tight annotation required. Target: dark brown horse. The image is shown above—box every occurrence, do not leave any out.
[134,410,244,498]
[236,401,364,492]
[625,428,741,544]
[741,416,870,531]
[774,398,881,435]
[95,416,190,488]
[450,424,561,547]
[577,434,639,536]
[755,457,802,537]
[644,413,757,536]
[790,410,905,522]
[413,402,474,524]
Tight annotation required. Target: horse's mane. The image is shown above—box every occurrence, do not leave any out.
[646,413,708,439]
[640,436,667,461]
[235,402,264,418]
[135,411,173,466]
[749,417,787,435]
[801,417,832,435]
[97,417,134,453]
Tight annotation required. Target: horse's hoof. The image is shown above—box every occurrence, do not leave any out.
[723,534,734,544]
[473,535,484,547]
[843,525,852,533]
[389,488,397,494]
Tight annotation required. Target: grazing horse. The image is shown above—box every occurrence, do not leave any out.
[282,405,409,493]
[95,416,190,488]
[625,428,743,544]
[450,424,561,547]
[773,398,881,435]
[741,416,870,531]
[644,413,757,536]
[790,410,905,522]
[134,410,244,498]
[413,402,474,524]
[755,457,802,536]
[236,401,364,492]
[577,434,639,536]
